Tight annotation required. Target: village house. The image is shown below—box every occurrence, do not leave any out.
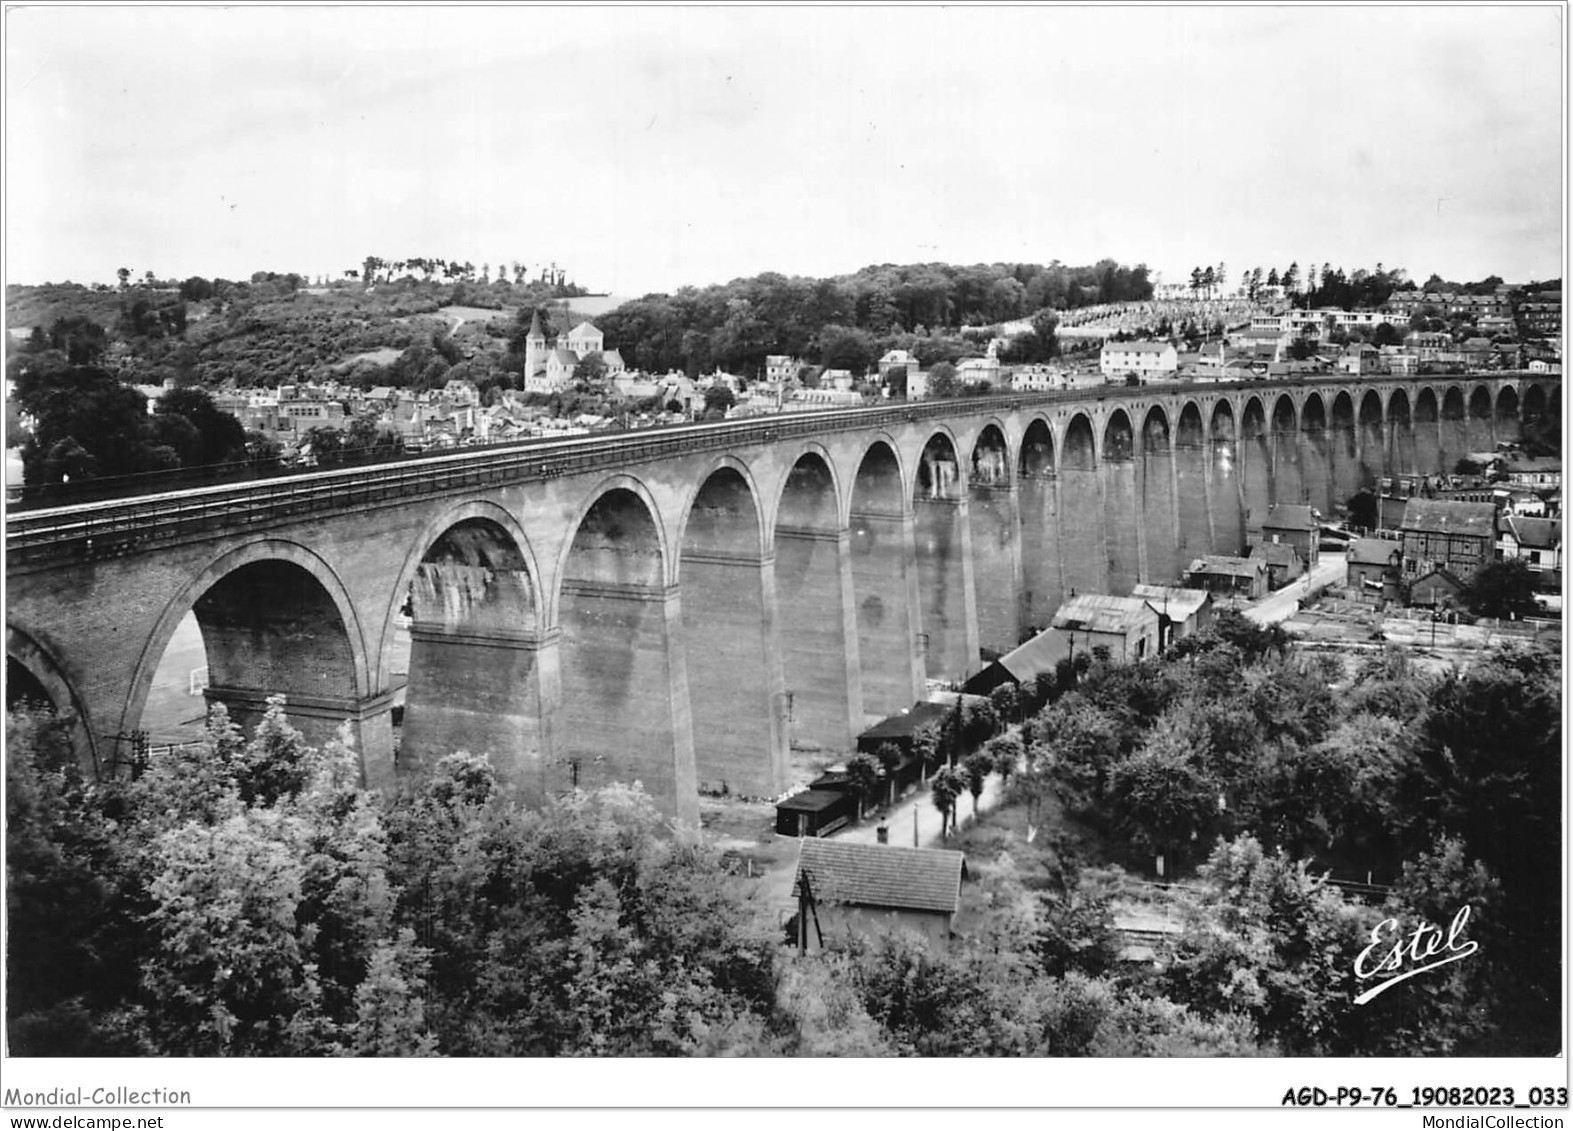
[1259,503,1320,569]
[1399,498,1498,583]
[792,839,967,953]
[1497,516,1562,585]
[1345,538,1402,604]
[1502,456,1561,489]
[1249,541,1305,589]
[1099,340,1179,380]
[1408,566,1467,610]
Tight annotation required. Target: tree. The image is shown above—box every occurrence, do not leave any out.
[1344,488,1378,530]
[701,385,736,418]
[873,742,903,807]
[927,361,960,398]
[154,387,247,467]
[18,366,164,486]
[572,351,608,386]
[1462,559,1539,619]
[844,752,882,817]
[962,749,993,817]
[930,766,966,838]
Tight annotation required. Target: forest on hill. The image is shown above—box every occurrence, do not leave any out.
[5,258,1153,398]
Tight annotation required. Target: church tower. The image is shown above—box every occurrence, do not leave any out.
[524,309,548,381]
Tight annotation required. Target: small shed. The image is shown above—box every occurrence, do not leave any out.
[855,701,949,793]
[1408,566,1466,610]
[794,839,968,951]
[775,789,858,838]
[1130,584,1215,647]
[1048,593,1162,664]
[1185,555,1269,600]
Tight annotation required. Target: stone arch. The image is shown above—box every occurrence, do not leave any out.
[848,436,907,514]
[1358,389,1386,481]
[555,479,693,821]
[680,461,784,797]
[1140,404,1171,455]
[379,499,543,692]
[7,623,97,774]
[1412,385,1442,477]
[913,427,975,678]
[393,502,547,794]
[774,442,845,533]
[850,438,921,719]
[775,447,859,754]
[970,421,1011,487]
[125,537,371,776]
[1209,398,1237,444]
[1176,402,1206,449]
[1062,413,1097,470]
[1101,408,1136,462]
[1240,395,1268,442]
[1387,388,1416,479]
[1017,416,1063,631]
[1271,393,1297,436]
[1018,416,1056,478]
[1298,392,1333,513]
[967,420,1018,656]
[1522,382,1547,422]
[1239,396,1274,536]
[1301,392,1328,433]
[1467,384,1495,451]
[915,429,964,501]
[1495,384,1520,438]
[1101,408,1140,592]
[552,474,671,620]
[675,457,767,571]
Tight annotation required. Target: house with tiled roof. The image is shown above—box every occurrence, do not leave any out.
[1399,498,1498,583]
[1260,503,1320,569]
[1249,541,1305,590]
[1346,538,1402,604]
[1498,515,1561,584]
[793,839,968,951]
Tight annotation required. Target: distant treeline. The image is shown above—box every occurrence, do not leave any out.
[596,260,1153,378]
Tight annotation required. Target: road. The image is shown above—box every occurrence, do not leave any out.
[1242,550,1347,626]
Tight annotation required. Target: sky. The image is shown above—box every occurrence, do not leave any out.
[4,4,1565,297]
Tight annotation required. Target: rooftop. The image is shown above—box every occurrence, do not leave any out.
[796,839,966,915]
[1503,516,1561,550]
[1400,498,1498,538]
[1051,593,1159,634]
[1130,584,1212,622]
[1187,555,1266,579]
[1263,504,1317,531]
[1347,538,1402,566]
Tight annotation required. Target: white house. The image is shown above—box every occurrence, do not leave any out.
[1099,340,1178,379]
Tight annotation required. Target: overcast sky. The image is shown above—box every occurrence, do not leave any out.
[4,5,1564,296]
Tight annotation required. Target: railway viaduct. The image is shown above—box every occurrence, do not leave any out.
[6,374,1555,824]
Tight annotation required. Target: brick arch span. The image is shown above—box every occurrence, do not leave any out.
[390,500,549,796]
[913,425,976,679]
[125,537,373,778]
[674,455,768,568]
[7,623,98,775]
[1100,407,1141,593]
[845,433,909,517]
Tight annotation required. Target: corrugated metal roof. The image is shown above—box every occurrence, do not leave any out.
[1400,498,1498,537]
[1187,555,1266,579]
[1131,584,1212,622]
[796,839,966,915]
[1050,593,1159,634]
